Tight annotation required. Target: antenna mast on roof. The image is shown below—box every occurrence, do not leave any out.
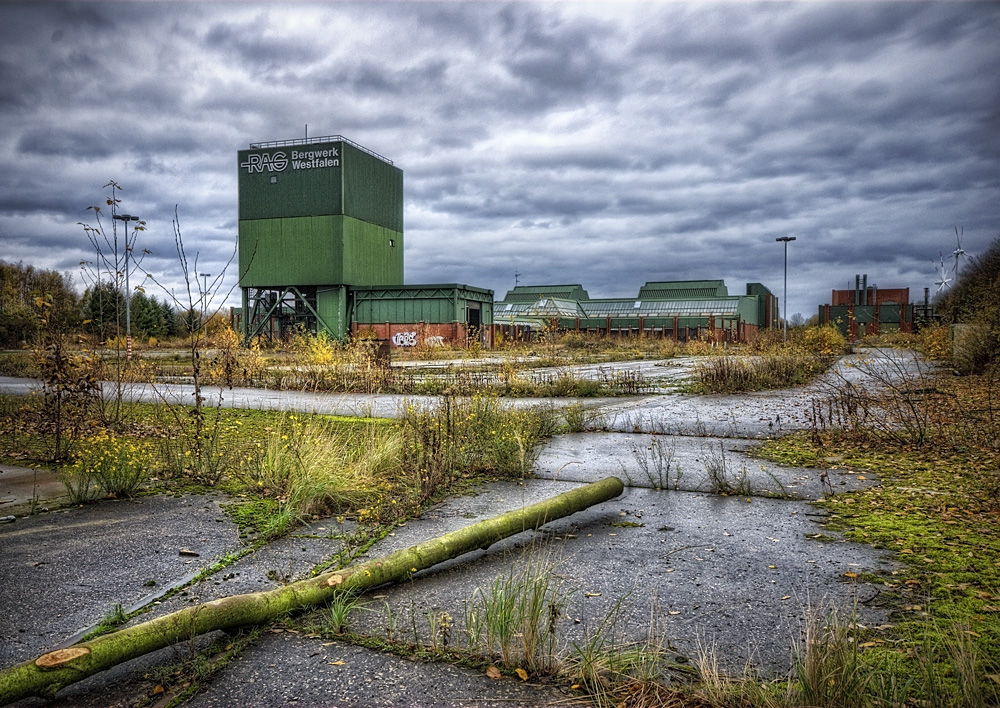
[514,271,520,287]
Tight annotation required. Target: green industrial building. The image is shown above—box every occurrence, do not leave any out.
[495,280,777,343]
[237,136,491,347]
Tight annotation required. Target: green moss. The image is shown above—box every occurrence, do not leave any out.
[754,429,1000,691]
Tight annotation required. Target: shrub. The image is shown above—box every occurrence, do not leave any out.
[935,235,1000,374]
[64,431,152,500]
[0,351,37,378]
[288,327,340,366]
[560,332,588,349]
[797,325,849,356]
[400,395,556,500]
[915,325,951,361]
[205,325,267,386]
[695,353,828,393]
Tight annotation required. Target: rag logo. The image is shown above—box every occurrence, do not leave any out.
[241,151,288,173]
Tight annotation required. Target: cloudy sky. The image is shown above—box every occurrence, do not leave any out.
[1,1,997,320]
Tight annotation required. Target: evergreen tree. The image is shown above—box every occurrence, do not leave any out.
[160,298,181,338]
[130,290,165,339]
[182,307,202,336]
[82,282,125,340]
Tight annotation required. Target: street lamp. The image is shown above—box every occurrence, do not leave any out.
[198,273,211,339]
[775,237,796,341]
[113,213,140,359]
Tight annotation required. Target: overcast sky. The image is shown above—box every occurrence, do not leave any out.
[1,1,997,320]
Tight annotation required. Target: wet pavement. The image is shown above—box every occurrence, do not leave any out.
[0,378,611,420]
[0,349,916,707]
[0,465,67,515]
[0,494,243,669]
[536,432,874,499]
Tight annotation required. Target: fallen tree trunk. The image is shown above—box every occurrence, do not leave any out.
[0,476,624,705]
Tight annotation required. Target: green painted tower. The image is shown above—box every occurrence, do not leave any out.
[238,136,403,340]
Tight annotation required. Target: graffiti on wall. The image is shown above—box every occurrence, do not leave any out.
[391,331,417,347]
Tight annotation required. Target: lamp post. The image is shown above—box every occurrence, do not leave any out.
[113,213,140,359]
[775,236,796,341]
[198,273,211,340]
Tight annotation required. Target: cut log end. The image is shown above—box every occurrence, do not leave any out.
[35,646,90,669]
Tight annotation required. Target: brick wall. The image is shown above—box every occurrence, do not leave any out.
[352,322,491,349]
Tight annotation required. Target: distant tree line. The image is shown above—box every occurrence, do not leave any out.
[0,260,189,348]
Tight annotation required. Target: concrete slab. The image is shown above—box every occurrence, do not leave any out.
[342,479,891,678]
[135,518,357,625]
[592,348,936,437]
[535,432,875,499]
[187,632,575,708]
[0,350,919,705]
[0,494,243,667]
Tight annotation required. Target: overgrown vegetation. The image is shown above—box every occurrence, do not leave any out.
[0,260,81,349]
[60,431,153,502]
[934,234,1000,374]
[692,325,847,393]
[399,394,558,502]
[748,354,1000,706]
[0,390,558,541]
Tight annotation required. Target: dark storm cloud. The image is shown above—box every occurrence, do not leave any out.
[205,16,328,74]
[0,1,997,319]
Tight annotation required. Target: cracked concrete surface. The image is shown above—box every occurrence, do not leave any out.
[1,349,918,707]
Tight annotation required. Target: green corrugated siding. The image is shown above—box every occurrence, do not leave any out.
[637,280,728,299]
[238,138,403,291]
[342,219,403,285]
[342,143,404,232]
[237,140,402,225]
[317,287,348,338]
[744,283,774,327]
[239,216,402,288]
[239,216,344,286]
[855,306,875,324]
[879,304,901,323]
[355,297,456,324]
[502,285,589,302]
[823,306,852,336]
[353,286,494,325]
[737,297,760,325]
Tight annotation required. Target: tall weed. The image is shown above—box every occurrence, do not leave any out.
[232,414,399,537]
[63,431,152,500]
[462,552,569,674]
[399,395,556,500]
[695,353,829,393]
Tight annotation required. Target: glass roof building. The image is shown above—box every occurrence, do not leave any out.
[495,280,777,343]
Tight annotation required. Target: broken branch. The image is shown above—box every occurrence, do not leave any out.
[0,476,624,704]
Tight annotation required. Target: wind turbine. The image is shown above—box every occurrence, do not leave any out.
[934,253,953,294]
[952,226,968,279]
